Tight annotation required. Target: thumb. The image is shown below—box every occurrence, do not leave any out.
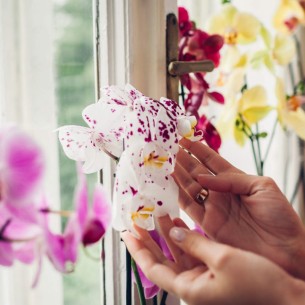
[169,227,232,269]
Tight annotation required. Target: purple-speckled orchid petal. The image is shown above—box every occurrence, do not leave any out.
[0,127,44,205]
[152,176,179,219]
[124,96,159,150]
[101,84,143,106]
[126,142,175,187]
[58,125,93,162]
[82,102,126,157]
[112,149,179,233]
[112,150,155,233]
[58,125,108,174]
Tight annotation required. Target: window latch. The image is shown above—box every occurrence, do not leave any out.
[166,13,214,102]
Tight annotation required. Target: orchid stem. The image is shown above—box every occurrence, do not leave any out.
[102,239,107,305]
[238,115,261,175]
[255,124,264,176]
[288,63,296,91]
[41,209,72,218]
[250,137,261,176]
[131,257,146,305]
[82,246,101,261]
[290,163,304,204]
[126,249,132,305]
[153,296,158,305]
[160,291,168,305]
[294,35,304,80]
[263,119,278,164]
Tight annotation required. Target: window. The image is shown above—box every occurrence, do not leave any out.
[1,0,304,304]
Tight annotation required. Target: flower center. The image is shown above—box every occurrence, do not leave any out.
[224,29,238,45]
[287,95,304,111]
[284,16,299,32]
[144,151,168,168]
[131,206,155,222]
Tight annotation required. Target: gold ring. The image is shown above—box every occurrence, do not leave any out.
[195,188,209,204]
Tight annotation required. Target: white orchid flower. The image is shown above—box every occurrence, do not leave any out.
[112,148,179,233]
[58,84,143,173]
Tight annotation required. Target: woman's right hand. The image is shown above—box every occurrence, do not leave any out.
[173,139,305,280]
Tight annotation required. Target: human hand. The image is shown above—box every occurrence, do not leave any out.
[122,217,305,305]
[172,139,305,280]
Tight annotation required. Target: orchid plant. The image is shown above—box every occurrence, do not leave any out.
[0,126,111,285]
[179,0,305,181]
[0,86,202,303]
[57,84,202,302]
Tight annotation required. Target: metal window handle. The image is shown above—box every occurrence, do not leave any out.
[168,60,215,76]
[166,13,215,101]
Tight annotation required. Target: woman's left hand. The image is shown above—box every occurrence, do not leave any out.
[121,216,305,305]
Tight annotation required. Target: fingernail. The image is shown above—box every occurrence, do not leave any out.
[170,227,186,242]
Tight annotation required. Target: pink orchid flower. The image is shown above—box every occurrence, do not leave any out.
[197,115,222,152]
[0,205,39,266]
[43,173,111,273]
[178,7,193,37]
[0,126,44,206]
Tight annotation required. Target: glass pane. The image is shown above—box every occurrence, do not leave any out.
[53,0,101,304]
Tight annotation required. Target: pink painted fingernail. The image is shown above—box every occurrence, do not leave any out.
[170,227,186,242]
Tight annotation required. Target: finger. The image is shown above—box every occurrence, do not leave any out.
[173,162,207,203]
[177,186,205,225]
[179,138,243,174]
[176,147,212,177]
[157,215,184,263]
[134,225,168,262]
[169,227,230,269]
[197,173,261,195]
[173,217,190,229]
[121,231,178,294]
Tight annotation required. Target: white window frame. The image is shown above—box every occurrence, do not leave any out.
[98,1,182,304]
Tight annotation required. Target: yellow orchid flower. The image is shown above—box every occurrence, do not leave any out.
[238,86,273,124]
[250,31,296,73]
[276,78,305,139]
[207,4,261,45]
[218,82,273,146]
[220,46,249,73]
[273,0,305,33]
[217,68,246,138]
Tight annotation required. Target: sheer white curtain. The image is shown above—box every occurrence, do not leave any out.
[0,1,62,305]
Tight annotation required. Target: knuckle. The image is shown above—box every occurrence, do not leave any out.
[214,247,233,269]
[260,176,276,188]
